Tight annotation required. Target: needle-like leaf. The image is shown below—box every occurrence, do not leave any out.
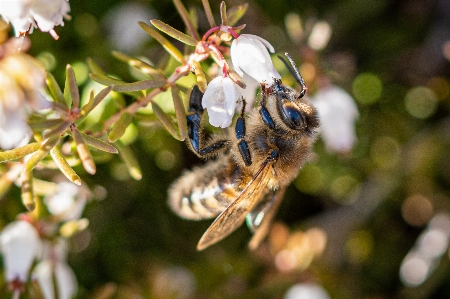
[89,73,167,92]
[21,169,35,211]
[50,146,82,185]
[220,1,227,25]
[150,20,197,46]
[112,51,165,78]
[152,101,182,141]
[64,64,80,108]
[171,87,187,140]
[227,3,248,26]
[86,57,107,75]
[139,21,185,63]
[79,86,113,121]
[72,128,96,175]
[115,141,142,180]
[0,143,40,163]
[108,112,133,143]
[172,0,201,41]
[46,71,67,107]
[25,137,60,173]
[80,132,118,154]
[202,0,216,28]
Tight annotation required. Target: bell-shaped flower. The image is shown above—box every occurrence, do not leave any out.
[230,34,281,85]
[33,259,77,299]
[0,221,42,287]
[202,76,241,128]
[312,85,359,153]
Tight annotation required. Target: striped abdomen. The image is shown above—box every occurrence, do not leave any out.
[168,156,249,220]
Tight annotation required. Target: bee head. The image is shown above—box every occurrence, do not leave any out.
[271,78,319,133]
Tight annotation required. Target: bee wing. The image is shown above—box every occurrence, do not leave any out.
[197,158,274,251]
[247,187,286,251]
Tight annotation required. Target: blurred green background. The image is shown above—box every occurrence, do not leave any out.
[4,0,450,298]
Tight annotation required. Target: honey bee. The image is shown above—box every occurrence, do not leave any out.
[169,53,319,250]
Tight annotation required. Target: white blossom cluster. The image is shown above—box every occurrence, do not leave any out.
[0,182,87,298]
[0,0,70,38]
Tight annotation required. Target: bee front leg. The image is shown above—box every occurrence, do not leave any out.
[235,99,252,166]
[258,83,275,130]
[186,85,229,158]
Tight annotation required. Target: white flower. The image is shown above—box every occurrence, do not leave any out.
[0,46,48,149]
[44,182,87,221]
[0,221,42,285]
[0,0,70,37]
[230,34,281,85]
[312,85,359,153]
[202,76,241,128]
[33,260,77,299]
[284,283,331,299]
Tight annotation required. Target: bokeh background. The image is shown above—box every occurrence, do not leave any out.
[3,0,450,298]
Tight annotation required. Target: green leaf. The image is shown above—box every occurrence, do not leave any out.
[72,128,96,175]
[108,112,133,143]
[150,20,197,46]
[202,0,216,28]
[86,57,107,75]
[64,64,80,108]
[171,87,187,141]
[21,169,35,211]
[115,141,142,180]
[112,51,165,78]
[28,117,64,131]
[173,0,201,41]
[152,101,182,141]
[25,137,60,173]
[89,73,167,92]
[220,1,228,25]
[138,21,185,63]
[79,86,113,121]
[227,3,249,26]
[46,71,67,107]
[42,120,71,140]
[0,143,41,163]
[80,132,118,154]
[50,147,82,185]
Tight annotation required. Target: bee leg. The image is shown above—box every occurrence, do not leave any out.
[235,99,252,166]
[186,85,229,157]
[258,83,275,130]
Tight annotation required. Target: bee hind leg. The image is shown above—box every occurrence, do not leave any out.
[186,85,229,158]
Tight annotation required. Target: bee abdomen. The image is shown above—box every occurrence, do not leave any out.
[168,167,238,220]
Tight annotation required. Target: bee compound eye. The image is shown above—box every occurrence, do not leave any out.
[281,101,305,130]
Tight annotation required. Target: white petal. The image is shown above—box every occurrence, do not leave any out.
[208,103,231,128]
[0,221,41,283]
[230,39,243,77]
[245,34,275,53]
[34,260,77,299]
[202,76,223,109]
[221,77,238,115]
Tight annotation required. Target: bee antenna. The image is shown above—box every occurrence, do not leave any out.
[277,52,307,98]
